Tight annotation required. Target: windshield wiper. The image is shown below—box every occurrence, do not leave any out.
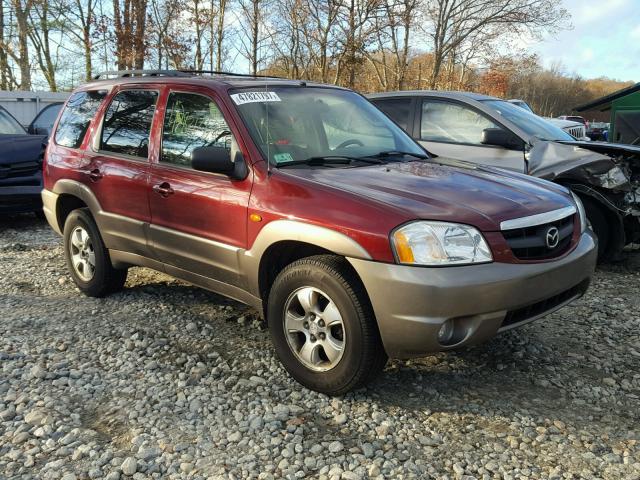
[362,150,429,161]
[277,155,385,167]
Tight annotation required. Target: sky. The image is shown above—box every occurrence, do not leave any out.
[519,0,640,82]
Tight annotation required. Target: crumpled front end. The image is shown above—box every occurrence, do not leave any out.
[527,140,640,245]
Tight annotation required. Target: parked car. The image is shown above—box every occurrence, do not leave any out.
[558,115,589,131]
[42,71,596,394]
[508,99,588,139]
[369,91,640,261]
[27,102,63,136]
[587,122,610,142]
[0,105,48,215]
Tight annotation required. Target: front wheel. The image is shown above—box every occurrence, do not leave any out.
[267,255,387,395]
[63,208,128,297]
[581,196,611,261]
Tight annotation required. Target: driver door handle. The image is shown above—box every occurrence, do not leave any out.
[153,182,174,197]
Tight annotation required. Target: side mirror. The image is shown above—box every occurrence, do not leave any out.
[191,146,248,180]
[481,128,523,150]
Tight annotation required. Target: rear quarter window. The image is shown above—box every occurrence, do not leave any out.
[54,91,107,148]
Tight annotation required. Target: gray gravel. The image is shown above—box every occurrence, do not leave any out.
[1,215,639,480]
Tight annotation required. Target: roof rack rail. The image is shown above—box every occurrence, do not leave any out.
[92,69,284,80]
[92,70,192,80]
[178,69,283,79]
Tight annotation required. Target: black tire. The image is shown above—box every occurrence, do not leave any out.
[581,196,611,261]
[63,208,127,297]
[267,255,387,395]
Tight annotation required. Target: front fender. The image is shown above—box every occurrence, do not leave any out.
[240,220,372,297]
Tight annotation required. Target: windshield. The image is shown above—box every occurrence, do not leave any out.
[482,100,574,142]
[231,87,425,166]
[0,108,26,135]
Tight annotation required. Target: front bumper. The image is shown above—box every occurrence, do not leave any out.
[348,231,597,359]
[0,184,43,214]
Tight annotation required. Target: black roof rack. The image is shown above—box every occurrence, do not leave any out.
[92,69,283,81]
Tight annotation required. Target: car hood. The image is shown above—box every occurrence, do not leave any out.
[0,134,47,166]
[527,140,635,189]
[281,158,573,232]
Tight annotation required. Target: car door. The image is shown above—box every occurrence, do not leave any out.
[83,88,159,257]
[28,103,63,136]
[417,98,526,172]
[148,88,252,288]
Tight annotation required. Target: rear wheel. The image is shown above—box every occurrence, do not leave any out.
[267,255,387,395]
[63,208,127,297]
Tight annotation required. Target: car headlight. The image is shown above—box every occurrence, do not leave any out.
[571,191,587,233]
[391,221,493,266]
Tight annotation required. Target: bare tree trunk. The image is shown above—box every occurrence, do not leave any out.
[28,0,59,91]
[214,0,226,70]
[0,0,8,90]
[113,0,147,69]
[193,0,203,69]
[251,0,258,74]
[12,0,33,89]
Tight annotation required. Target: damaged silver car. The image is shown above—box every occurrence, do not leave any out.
[368,91,640,260]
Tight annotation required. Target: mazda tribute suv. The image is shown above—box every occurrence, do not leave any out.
[42,71,597,394]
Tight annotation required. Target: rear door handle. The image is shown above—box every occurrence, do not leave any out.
[85,168,103,182]
[153,182,174,197]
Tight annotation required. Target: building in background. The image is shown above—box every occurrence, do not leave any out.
[0,91,69,129]
[576,83,640,145]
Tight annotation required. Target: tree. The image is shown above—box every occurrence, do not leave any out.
[149,0,188,69]
[112,0,148,69]
[366,0,418,90]
[27,0,64,90]
[210,0,227,70]
[7,0,34,89]
[333,0,384,88]
[236,0,273,75]
[60,0,100,81]
[423,0,568,88]
[301,0,340,82]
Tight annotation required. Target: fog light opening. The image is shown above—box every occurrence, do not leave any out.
[438,320,455,345]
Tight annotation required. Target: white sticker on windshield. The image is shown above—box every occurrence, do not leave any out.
[230,91,281,105]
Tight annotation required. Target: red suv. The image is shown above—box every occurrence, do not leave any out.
[42,71,597,394]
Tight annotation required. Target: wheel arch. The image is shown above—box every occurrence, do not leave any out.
[242,220,372,316]
[560,180,626,257]
[43,180,102,234]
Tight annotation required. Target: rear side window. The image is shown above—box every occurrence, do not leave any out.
[101,90,158,158]
[54,91,107,148]
[372,98,412,130]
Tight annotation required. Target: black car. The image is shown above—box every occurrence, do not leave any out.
[0,105,57,215]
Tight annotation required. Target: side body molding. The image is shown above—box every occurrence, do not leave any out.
[240,220,372,298]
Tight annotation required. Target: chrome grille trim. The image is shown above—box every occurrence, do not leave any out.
[500,205,576,231]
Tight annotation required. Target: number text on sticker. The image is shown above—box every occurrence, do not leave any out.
[231,92,281,105]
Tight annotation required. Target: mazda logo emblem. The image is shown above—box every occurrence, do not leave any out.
[545,226,560,249]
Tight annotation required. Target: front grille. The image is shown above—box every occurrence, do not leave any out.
[502,214,574,260]
[565,125,585,138]
[501,279,589,329]
[0,161,41,179]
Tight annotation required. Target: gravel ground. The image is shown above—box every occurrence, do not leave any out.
[1,215,639,480]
